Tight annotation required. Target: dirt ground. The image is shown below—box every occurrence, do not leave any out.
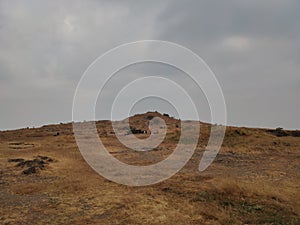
[0,112,299,224]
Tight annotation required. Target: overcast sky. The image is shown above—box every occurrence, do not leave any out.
[0,0,299,130]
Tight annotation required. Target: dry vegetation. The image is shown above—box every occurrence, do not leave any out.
[0,112,299,224]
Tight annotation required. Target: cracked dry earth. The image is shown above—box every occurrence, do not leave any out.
[0,112,299,224]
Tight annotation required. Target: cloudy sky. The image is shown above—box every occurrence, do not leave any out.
[0,0,299,130]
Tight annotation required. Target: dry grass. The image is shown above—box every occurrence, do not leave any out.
[0,112,299,224]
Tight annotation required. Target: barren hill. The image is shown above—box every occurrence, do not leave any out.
[0,112,299,224]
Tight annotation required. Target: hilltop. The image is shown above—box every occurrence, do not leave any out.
[0,112,299,224]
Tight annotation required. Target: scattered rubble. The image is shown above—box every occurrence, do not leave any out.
[8,155,55,175]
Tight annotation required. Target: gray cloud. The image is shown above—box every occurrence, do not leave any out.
[0,0,299,130]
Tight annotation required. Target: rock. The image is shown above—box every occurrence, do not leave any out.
[22,166,37,175]
[7,158,24,163]
[8,155,55,175]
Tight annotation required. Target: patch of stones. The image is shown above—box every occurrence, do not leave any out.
[8,155,55,175]
[266,128,300,137]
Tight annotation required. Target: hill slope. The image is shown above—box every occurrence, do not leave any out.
[0,112,299,224]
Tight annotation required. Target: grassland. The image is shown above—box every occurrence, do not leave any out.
[0,112,299,224]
